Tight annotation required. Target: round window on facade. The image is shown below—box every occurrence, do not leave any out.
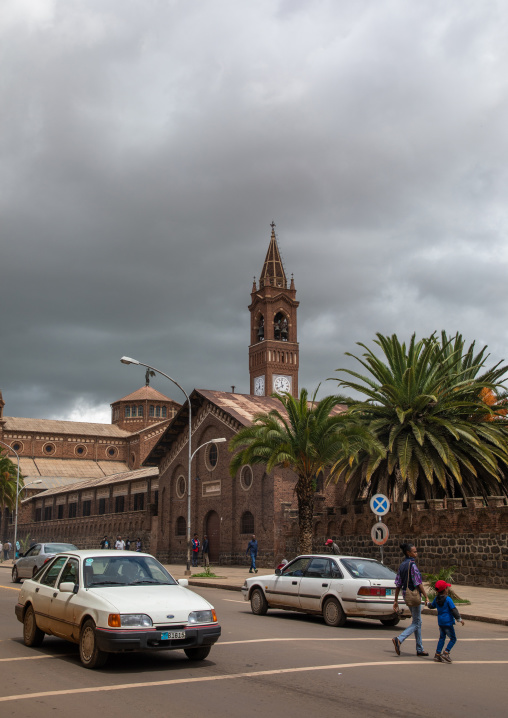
[205,442,219,471]
[43,442,56,455]
[107,446,118,458]
[11,441,23,453]
[75,445,87,457]
[240,465,253,491]
[176,475,186,498]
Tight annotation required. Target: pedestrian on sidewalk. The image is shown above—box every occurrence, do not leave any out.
[100,536,109,549]
[191,534,200,567]
[428,580,465,663]
[135,537,142,552]
[324,538,340,554]
[202,535,210,567]
[2,540,11,561]
[115,535,125,550]
[392,542,429,657]
[246,534,258,573]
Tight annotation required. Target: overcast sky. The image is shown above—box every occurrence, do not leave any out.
[2,0,508,423]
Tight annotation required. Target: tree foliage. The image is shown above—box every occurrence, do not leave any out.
[0,448,20,512]
[229,388,383,554]
[330,332,508,503]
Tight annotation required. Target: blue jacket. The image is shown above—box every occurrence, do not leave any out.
[246,540,258,556]
[429,594,461,626]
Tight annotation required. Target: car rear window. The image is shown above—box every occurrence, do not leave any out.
[340,558,396,580]
[45,544,78,553]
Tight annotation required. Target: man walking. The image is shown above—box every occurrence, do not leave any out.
[246,534,258,573]
[115,535,125,550]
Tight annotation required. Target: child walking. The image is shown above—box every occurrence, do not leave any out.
[428,579,465,663]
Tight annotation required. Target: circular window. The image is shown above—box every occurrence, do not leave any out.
[75,445,87,457]
[11,441,23,453]
[107,446,118,458]
[205,443,219,471]
[43,442,55,455]
[240,465,253,491]
[176,475,186,498]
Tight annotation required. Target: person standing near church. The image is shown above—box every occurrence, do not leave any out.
[202,535,210,567]
[246,535,258,573]
[191,534,200,567]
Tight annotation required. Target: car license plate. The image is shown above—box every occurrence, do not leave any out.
[385,589,393,596]
[161,631,185,640]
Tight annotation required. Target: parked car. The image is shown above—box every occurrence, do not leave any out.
[15,550,221,668]
[12,543,78,582]
[242,554,409,627]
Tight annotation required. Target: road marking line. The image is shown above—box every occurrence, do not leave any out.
[0,654,74,663]
[0,585,21,592]
[222,599,245,603]
[0,660,507,703]
[217,637,508,645]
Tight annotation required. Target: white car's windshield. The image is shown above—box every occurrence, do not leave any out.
[83,555,178,588]
[340,558,396,580]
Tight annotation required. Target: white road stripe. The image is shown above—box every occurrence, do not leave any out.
[217,637,508,645]
[0,660,507,703]
[0,654,73,663]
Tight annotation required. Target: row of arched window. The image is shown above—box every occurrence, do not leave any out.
[174,511,254,536]
[124,405,168,418]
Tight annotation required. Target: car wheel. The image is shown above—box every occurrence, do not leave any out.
[380,616,400,627]
[79,619,108,669]
[184,646,211,661]
[12,566,20,583]
[322,597,347,627]
[23,605,45,647]
[250,588,268,615]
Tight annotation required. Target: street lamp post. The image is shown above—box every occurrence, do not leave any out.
[120,357,198,574]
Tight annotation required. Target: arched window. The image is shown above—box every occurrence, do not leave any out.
[241,511,255,534]
[149,405,154,417]
[131,406,137,417]
[257,314,264,342]
[176,516,186,536]
[138,405,143,417]
[125,407,130,418]
[162,407,167,418]
[273,312,288,342]
[156,406,161,417]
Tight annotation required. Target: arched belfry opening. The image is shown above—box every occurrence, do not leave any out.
[248,223,299,397]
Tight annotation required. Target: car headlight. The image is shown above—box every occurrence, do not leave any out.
[187,609,216,624]
[108,614,153,627]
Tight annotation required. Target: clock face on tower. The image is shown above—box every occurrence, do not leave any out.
[254,375,265,396]
[273,375,292,394]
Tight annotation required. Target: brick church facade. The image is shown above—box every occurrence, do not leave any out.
[7,225,508,586]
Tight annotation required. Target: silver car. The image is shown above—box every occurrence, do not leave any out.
[12,543,78,582]
[242,554,409,627]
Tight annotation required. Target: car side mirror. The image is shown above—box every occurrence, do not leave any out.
[178,579,189,587]
[275,568,281,576]
[59,582,76,593]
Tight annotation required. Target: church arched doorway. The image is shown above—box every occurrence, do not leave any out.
[205,510,220,563]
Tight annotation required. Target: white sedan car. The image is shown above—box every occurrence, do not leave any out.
[15,550,221,669]
[242,554,409,627]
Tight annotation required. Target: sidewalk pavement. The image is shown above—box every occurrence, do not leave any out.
[2,558,506,627]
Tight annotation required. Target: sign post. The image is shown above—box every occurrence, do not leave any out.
[369,494,390,564]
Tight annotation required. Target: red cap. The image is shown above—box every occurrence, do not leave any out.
[435,580,451,592]
[325,539,333,545]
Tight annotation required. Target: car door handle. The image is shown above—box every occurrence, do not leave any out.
[292,581,297,585]
[35,588,39,593]
[322,583,329,588]
[53,592,58,598]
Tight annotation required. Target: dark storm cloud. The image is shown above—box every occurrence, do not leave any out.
[1,0,508,420]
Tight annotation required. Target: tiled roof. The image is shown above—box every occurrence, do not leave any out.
[114,385,176,403]
[19,457,130,479]
[21,476,90,491]
[3,416,130,437]
[27,466,158,499]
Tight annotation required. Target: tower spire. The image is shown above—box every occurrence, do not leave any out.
[260,221,287,289]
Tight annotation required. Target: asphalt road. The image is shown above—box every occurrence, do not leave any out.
[1,572,507,718]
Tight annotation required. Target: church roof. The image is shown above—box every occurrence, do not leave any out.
[114,385,176,404]
[260,223,287,288]
[22,466,158,500]
[2,416,130,437]
[19,457,130,480]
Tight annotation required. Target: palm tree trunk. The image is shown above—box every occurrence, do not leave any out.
[296,476,315,554]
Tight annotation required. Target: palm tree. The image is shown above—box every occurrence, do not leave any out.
[0,448,18,513]
[229,388,383,553]
[329,332,508,504]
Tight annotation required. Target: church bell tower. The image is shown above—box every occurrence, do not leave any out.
[249,223,299,398]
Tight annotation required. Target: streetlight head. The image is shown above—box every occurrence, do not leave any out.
[213,438,227,444]
[120,356,140,365]
[33,480,43,485]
